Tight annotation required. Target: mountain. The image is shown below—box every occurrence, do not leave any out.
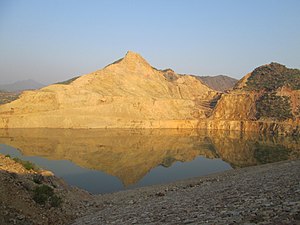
[198,62,300,135]
[0,79,45,92]
[196,75,238,91]
[0,55,299,135]
[0,51,218,129]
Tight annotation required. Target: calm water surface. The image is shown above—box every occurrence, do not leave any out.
[0,129,299,194]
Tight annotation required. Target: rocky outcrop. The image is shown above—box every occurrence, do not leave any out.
[199,63,300,135]
[0,153,95,225]
[0,51,217,129]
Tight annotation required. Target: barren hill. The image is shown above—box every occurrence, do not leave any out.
[0,51,218,129]
[196,75,238,91]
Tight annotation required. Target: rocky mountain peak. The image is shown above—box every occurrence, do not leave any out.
[103,51,153,74]
[122,51,150,66]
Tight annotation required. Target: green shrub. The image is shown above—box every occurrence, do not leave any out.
[50,195,63,207]
[5,154,11,158]
[12,157,38,171]
[245,63,300,91]
[33,185,52,205]
[33,175,43,184]
[256,93,293,120]
[33,185,62,207]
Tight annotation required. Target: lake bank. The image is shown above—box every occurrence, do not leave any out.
[73,159,300,225]
[1,153,299,225]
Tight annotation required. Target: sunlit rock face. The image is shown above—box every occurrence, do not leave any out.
[0,51,217,129]
[0,53,299,135]
[198,63,300,135]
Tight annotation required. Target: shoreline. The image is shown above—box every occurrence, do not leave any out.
[0,153,299,224]
[74,160,300,225]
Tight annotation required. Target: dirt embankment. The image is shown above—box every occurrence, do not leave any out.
[0,154,100,225]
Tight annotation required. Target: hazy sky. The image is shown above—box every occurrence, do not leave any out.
[1,0,300,85]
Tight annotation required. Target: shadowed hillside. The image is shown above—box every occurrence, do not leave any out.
[196,75,238,91]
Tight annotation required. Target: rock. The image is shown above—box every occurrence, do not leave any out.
[155,191,165,197]
[39,170,54,177]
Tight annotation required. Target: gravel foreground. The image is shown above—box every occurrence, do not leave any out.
[72,160,300,225]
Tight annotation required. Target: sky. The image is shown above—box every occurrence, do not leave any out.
[0,0,300,85]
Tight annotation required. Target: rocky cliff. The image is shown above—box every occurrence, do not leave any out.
[199,63,300,135]
[0,51,218,129]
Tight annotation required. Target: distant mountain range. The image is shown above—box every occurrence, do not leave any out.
[0,79,45,92]
[196,75,238,92]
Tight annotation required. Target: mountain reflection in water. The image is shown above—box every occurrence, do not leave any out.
[0,129,299,193]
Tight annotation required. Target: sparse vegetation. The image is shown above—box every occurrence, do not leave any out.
[49,195,63,207]
[0,91,20,105]
[33,175,43,184]
[245,63,300,91]
[33,184,62,207]
[12,157,39,171]
[256,93,293,120]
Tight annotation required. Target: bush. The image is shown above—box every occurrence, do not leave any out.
[33,185,62,207]
[256,93,293,120]
[50,195,63,207]
[245,63,300,91]
[12,157,38,171]
[33,175,43,184]
[33,185,53,205]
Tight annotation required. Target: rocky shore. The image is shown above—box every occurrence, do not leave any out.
[73,160,300,225]
[0,154,99,225]
[0,153,299,225]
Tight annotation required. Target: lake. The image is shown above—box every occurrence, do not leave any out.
[0,129,299,194]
